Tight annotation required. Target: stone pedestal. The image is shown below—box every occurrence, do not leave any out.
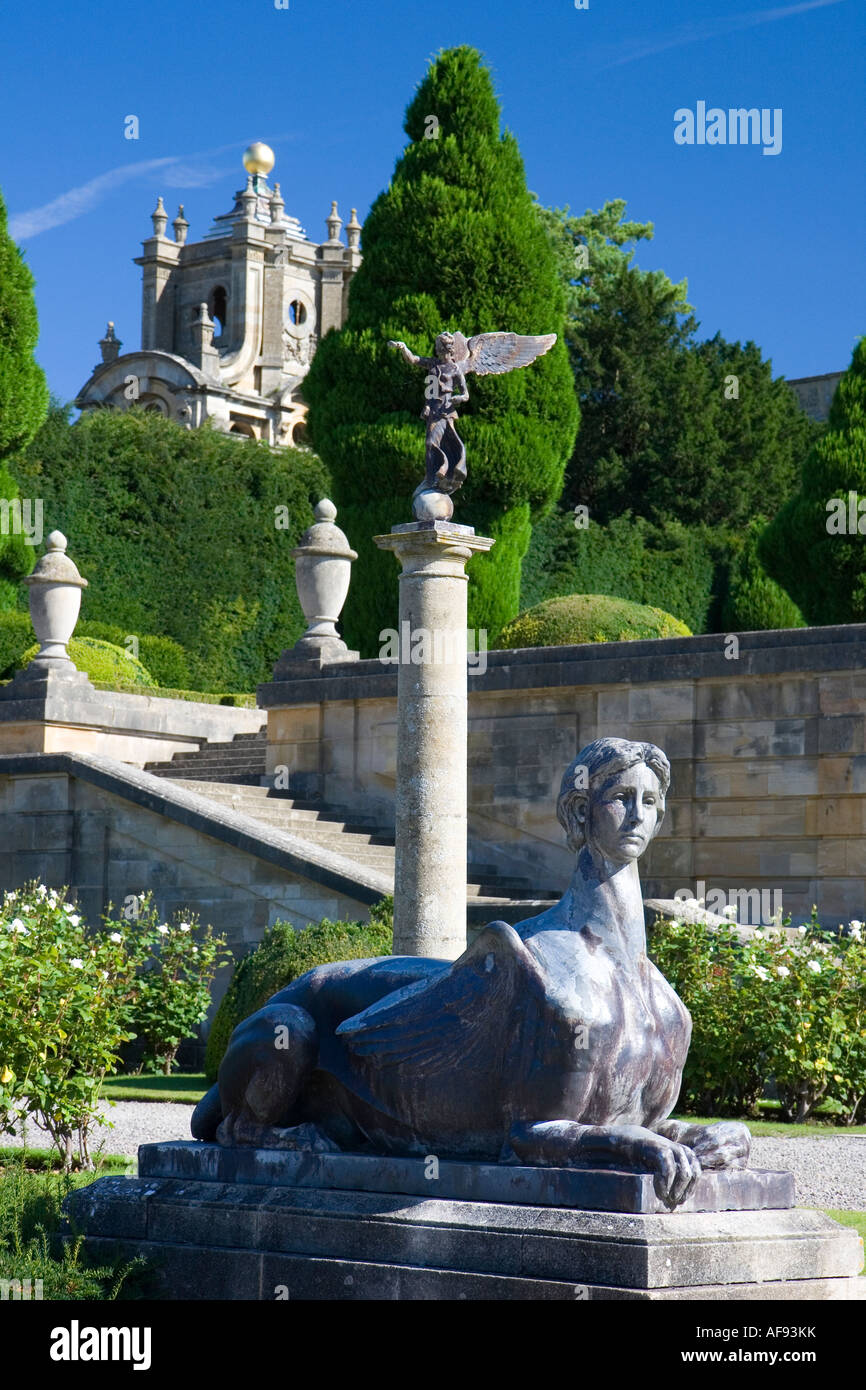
[65,1143,866,1301]
[374,521,494,958]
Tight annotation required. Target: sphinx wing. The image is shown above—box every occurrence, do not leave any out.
[335,922,549,1075]
[464,331,556,376]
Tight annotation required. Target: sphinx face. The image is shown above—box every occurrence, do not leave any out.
[584,763,664,866]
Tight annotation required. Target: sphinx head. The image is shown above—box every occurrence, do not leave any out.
[557,738,670,865]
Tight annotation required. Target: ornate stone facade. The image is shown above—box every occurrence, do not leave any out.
[75,144,362,446]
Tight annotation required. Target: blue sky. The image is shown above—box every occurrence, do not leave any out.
[2,0,863,405]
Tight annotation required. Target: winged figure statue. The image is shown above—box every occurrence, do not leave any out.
[387,330,556,519]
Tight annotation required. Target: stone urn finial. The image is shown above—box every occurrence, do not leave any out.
[24,530,88,673]
[271,500,359,675]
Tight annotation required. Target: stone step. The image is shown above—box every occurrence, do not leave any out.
[149,770,266,786]
[156,739,266,757]
[149,756,268,773]
[146,762,267,777]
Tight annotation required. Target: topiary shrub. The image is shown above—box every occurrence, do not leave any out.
[0,609,32,677]
[495,593,691,649]
[76,621,193,690]
[0,611,195,689]
[16,636,156,687]
[720,518,806,632]
[204,897,394,1083]
[304,46,578,654]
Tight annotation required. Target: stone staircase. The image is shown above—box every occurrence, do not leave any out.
[145,728,270,785]
[143,732,558,925]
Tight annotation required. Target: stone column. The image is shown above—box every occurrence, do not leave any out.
[374,520,494,960]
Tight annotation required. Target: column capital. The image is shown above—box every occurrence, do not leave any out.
[374,521,495,574]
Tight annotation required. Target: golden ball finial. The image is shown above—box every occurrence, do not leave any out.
[243,142,275,176]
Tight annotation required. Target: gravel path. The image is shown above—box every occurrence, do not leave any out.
[6,1105,865,1209]
[749,1135,866,1211]
[6,1100,194,1160]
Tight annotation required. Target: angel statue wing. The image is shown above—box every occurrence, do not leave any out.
[458,331,557,376]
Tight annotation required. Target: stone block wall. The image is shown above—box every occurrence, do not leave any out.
[259,626,866,926]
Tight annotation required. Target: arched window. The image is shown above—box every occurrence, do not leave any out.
[209,286,228,337]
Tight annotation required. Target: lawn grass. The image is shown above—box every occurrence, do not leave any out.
[816,1210,866,1243]
[0,1146,132,1175]
[101,1074,866,1131]
[101,1072,206,1105]
[675,1114,866,1138]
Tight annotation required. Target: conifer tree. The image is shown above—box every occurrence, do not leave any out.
[760,337,866,623]
[304,47,578,653]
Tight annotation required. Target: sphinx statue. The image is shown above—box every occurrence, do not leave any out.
[192,737,751,1208]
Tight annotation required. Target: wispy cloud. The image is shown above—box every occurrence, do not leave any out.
[597,0,846,70]
[9,135,295,240]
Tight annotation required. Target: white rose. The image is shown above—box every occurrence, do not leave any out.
[752,965,769,981]
[9,918,25,931]
[101,970,109,980]
[68,914,81,927]
[179,923,190,933]
[721,905,738,921]
[69,958,84,969]
[807,959,821,974]
[776,965,790,977]
[797,925,807,934]
[157,924,169,935]
[63,903,76,914]
[109,932,122,944]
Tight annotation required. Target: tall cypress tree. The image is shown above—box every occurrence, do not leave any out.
[0,187,48,608]
[760,337,866,623]
[305,47,578,654]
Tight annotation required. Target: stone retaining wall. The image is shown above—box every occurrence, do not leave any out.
[258,624,866,926]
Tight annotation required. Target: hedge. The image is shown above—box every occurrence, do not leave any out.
[12,406,331,691]
[204,898,394,1083]
[520,510,715,635]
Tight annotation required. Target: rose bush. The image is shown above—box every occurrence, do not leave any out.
[0,884,228,1165]
[125,895,228,1075]
[0,886,146,1167]
[650,910,866,1122]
